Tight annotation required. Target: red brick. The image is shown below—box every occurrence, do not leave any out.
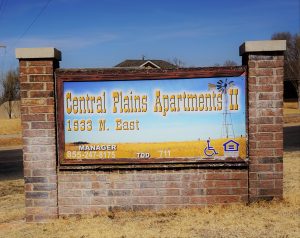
[31,122,54,129]
[275,163,283,172]
[214,180,239,187]
[275,68,284,76]
[248,62,256,68]
[239,180,248,188]
[274,148,283,157]
[258,93,281,100]
[19,75,28,82]
[29,91,54,98]
[29,106,54,113]
[23,145,48,153]
[254,133,274,141]
[206,173,231,180]
[249,141,256,149]
[19,60,28,67]
[214,195,241,203]
[250,68,274,77]
[257,61,273,68]
[274,84,283,92]
[257,141,282,148]
[46,114,55,122]
[163,196,188,204]
[249,125,257,133]
[22,122,30,129]
[189,197,207,204]
[46,83,54,90]
[181,188,204,196]
[259,109,280,117]
[21,98,47,106]
[201,180,215,188]
[29,75,53,82]
[27,66,45,74]
[248,93,256,102]
[132,189,156,196]
[250,164,274,172]
[258,125,281,132]
[45,66,54,74]
[231,173,248,180]
[22,114,46,122]
[258,180,274,188]
[207,188,231,195]
[275,179,283,188]
[23,129,48,137]
[258,188,282,196]
[29,60,53,66]
[274,117,283,124]
[258,173,282,180]
[23,137,55,145]
[20,91,29,98]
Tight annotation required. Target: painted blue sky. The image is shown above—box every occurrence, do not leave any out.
[64,76,246,143]
[0,0,298,76]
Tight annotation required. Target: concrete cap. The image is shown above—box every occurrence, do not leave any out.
[15,48,61,60]
[239,40,286,56]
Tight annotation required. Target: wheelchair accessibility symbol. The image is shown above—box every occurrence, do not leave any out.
[204,139,218,157]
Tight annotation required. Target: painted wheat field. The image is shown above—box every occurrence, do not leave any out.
[64,137,247,160]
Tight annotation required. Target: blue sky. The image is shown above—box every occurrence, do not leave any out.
[0,0,299,75]
[64,76,246,143]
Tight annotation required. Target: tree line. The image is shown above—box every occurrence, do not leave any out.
[272,32,300,108]
[0,69,19,118]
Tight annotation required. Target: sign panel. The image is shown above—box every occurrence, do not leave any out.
[60,75,246,163]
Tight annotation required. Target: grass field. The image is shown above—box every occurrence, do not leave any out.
[0,151,299,238]
[0,119,22,148]
[0,119,21,135]
[284,102,300,115]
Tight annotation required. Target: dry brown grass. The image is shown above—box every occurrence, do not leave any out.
[0,179,25,226]
[0,119,21,135]
[0,138,23,147]
[0,152,299,238]
[284,102,300,115]
[0,119,22,148]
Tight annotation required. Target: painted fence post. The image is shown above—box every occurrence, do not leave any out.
[16,48,61,222]
[240,40,286,202]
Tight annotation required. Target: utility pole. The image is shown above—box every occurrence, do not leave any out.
[0,44,6,78]
[0,44,6,93]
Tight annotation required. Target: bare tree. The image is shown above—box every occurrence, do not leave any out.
[169,57,185,68]
[213,60,238,67]
[223,60,238,66]
[0,69,20,118]
[272,32,300,108]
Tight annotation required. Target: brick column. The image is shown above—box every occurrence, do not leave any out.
[240,40,286,202]
[16,48,61,222]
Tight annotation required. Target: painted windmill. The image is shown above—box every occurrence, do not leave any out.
[208,78,235,138]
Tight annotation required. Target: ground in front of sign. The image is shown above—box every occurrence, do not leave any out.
[0,151,299,238]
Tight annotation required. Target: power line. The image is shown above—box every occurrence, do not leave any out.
[0,0,8,21]
[15,0,53,44]
[5,0,53,72]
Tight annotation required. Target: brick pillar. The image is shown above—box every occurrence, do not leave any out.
[240,40,286,202]
[16,48,61,222]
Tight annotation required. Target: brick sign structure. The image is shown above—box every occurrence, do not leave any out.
[16,40,286,222]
